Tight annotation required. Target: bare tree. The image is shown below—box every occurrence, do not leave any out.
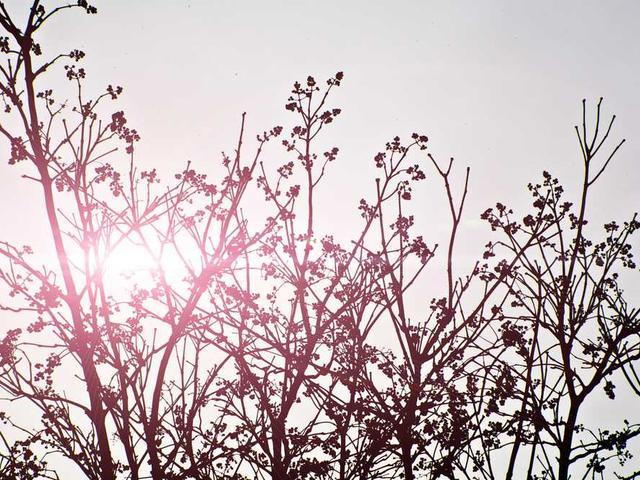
[1,3,639,480]
[481,99,640,480]
[0,2,281,479]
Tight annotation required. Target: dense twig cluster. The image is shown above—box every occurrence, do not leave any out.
[0,2,639,479]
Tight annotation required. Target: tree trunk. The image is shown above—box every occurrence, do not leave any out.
[558,405,578,480]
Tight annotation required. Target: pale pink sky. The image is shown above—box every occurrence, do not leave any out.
[2,0,639,247]
[3,0,640,337]
[1,1,639,476]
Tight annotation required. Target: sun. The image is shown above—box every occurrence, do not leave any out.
[96,238,190,293]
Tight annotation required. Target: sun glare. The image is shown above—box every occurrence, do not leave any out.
[98,241,189,293]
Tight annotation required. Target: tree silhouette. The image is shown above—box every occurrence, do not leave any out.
[0,2,639,480]
[480,101,640,480]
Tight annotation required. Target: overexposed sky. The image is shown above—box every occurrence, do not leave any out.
[2,0,639,249]
[1,2,640,476]
[2,0,639,230]
[3,0,640,340]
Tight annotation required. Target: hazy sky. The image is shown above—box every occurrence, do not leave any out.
[2,0,639,217]
[2,0,639,249]
[1,1,639,475]
[3,0,640,335]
